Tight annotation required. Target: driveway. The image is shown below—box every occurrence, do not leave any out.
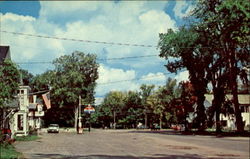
[14,129,249,159]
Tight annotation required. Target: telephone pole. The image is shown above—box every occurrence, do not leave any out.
[78,96,83,134]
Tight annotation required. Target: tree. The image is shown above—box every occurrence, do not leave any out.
[0,59,20,107]
[178,81,196,131]
[35,51,99,127]
[140,84,155,128]
[158,27,210,130]
[31,70,55,92]
[148,78,180,129]
[0,59,20,128]
[101,91,126,129]
[122,91,143,128]
[192,0,250,132]
[18,68,33,86]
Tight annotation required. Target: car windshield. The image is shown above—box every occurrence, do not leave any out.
[49,124,59,127]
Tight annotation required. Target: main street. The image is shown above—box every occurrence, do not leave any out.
[14,129,249,159]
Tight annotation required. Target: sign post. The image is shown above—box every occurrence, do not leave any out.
[84,104,95,132]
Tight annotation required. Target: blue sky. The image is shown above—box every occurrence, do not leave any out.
[0,1,194,100]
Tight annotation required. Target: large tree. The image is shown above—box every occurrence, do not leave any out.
[37,51,99,127]
[192,0,250,132]
[158,27,210,130]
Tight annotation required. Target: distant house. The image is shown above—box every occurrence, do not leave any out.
[0,46,11,62]
[9,86,45,137]
[186,94,250,130]
[187,98,212,125]
[205,94,250,129]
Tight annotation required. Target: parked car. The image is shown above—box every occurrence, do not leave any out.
[151,124,160,130]
[47,124,59,133]
[137,125,146,129]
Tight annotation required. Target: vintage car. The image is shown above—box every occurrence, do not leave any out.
[47,124,59,133]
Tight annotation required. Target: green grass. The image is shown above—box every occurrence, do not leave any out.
[0,144,22,159]
[14,135,40,141]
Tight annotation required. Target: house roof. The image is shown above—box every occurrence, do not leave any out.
[0,46,10,62]
[226,94,250,105]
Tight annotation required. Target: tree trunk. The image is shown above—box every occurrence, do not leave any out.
[159,114,162,129]
[232,79,244,132]
[196,93,206,131]
[144,112,147,128]
[229,51,244,132]
[184,108,188,131]
[213,89,223,133]
[113,111,116,129]
[215,108,221,133]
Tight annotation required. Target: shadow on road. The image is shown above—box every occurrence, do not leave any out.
[30,153,207,159]
[129,130,250,137]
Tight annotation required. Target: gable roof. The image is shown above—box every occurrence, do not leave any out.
[0,46,10,62]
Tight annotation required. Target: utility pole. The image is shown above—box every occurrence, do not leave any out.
[78,96,83,134]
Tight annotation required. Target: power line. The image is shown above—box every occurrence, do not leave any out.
[1,30,157,48]
[14,54,159,64]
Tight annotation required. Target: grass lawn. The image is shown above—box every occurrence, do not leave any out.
[0,134,40,158]
[0,144,22,159]
[14,134,40,141]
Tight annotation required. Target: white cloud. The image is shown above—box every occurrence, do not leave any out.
[174,70,189,83]
[96,65,139,96]
[1,1,178,95]
[173,1,194,19]
[141,72,166,83]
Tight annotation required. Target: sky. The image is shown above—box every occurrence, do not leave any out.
[0,1,195,102]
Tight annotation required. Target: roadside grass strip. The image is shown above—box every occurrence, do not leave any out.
[14,135,40,141]
[0,144,22,159]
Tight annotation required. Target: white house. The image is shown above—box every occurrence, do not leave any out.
[205,94,250,130]
[8,86,45,137]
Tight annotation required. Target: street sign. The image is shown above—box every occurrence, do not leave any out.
[84,105,95,114]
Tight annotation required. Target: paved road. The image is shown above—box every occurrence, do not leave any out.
[14,129,249,159]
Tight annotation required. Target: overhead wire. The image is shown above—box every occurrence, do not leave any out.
[1,30,230,49]
[1,30,157,48]
[14,54,159,64]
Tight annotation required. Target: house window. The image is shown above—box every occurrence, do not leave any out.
[221,120,227,127]
[240,106,245,113]
[245,106,250,113]
[17,115,24,131]
[20,90,24,94]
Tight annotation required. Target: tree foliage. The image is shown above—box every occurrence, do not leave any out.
[0,59,20,107]
[158,0,249,132]
[158,27,210,130]
[32,51,99,127]
[192,0,250,132]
